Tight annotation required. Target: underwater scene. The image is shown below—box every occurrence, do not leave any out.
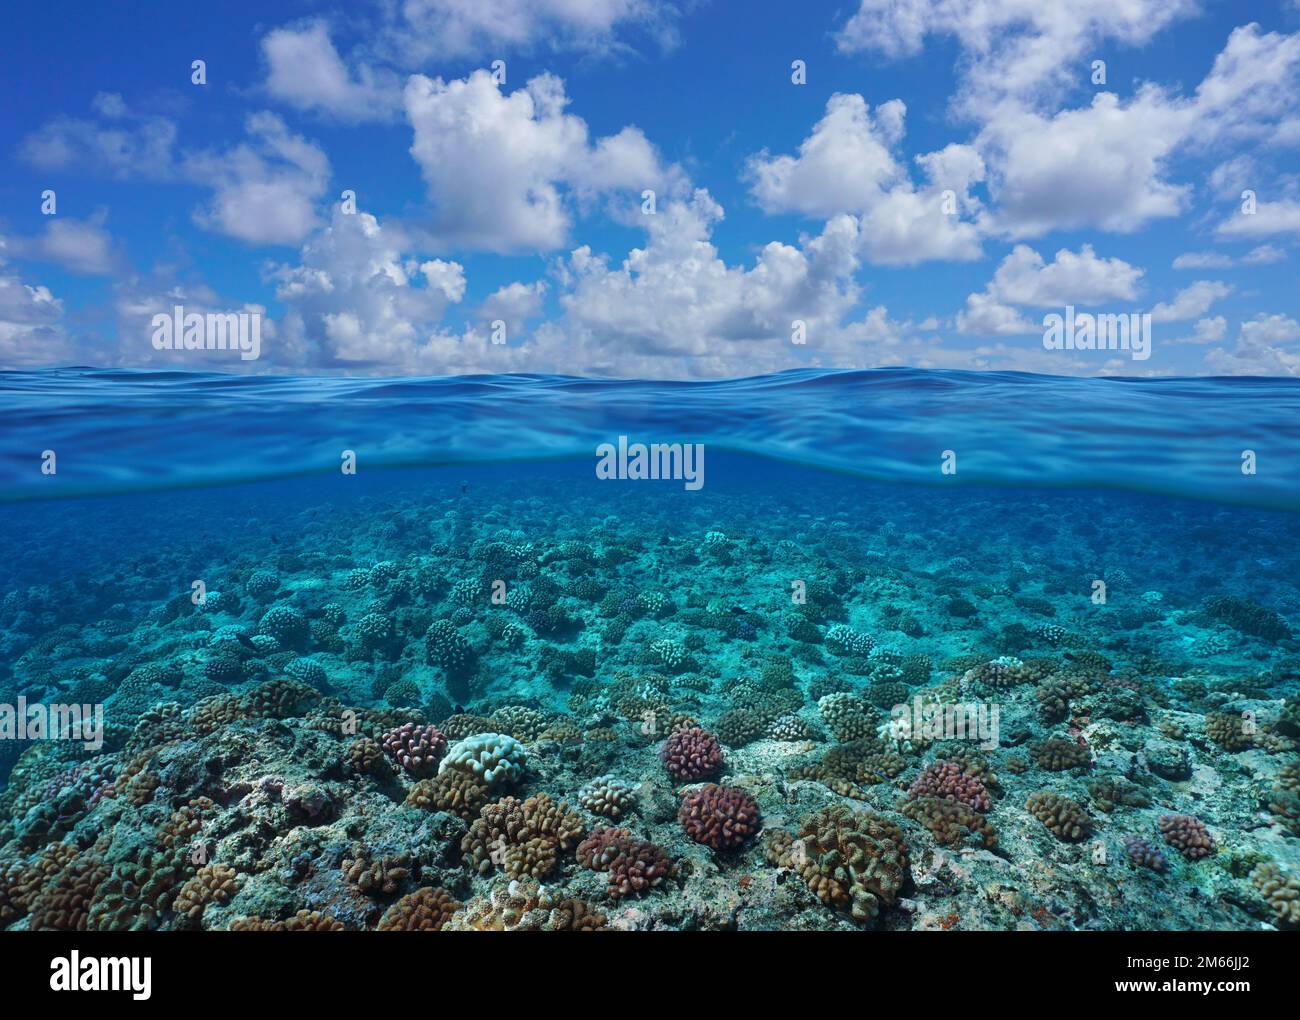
[1,367,1298,933]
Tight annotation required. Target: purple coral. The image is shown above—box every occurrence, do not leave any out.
[1158,813,1216,860]
[678,784,761,850]
[659,726,724,782]
[908,760,991,812]
[381,722,447,777]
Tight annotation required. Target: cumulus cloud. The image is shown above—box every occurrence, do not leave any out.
[957,243,1145,334]
[834,0,1198,118]
[1216,198,1300,240]
[184,113,331,246]
[405,70,680,253]
[1150,280,1230,323]
[1204,313,1300,375]
[4,213,119,275]
[745,94,984,265]
[0,244,71,366]
[267,207,477,368]
[1172,246,1286,269]
[261,22,402,122]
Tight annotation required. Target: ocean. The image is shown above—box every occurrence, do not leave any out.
[1,366,1297,931]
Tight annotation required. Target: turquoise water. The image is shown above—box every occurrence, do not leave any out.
[1,368,1297,931]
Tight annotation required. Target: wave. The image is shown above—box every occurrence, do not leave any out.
[2,366,1299,508]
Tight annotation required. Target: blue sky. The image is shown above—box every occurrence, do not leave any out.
[2,0,1299,377]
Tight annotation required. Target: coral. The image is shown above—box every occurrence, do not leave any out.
[1123,836,1168,873]
[715,707,769,746]
[462,793,585,879]
[766,713,819,742]
[341,847,412,895]
[406,770,491,820]
[172,863,239,924]
[678,784,762,850]
[345,737,393,777]
[1030,737,1091,772]
[230,910,346,931]
[1026,791,1091,842]
[439,732,527,786]
[902,795,997,848]
[659,726,725,781]
[258,605,308,646]
[377,887,462,930]
[908,760,991,812]
[1203,595,1291,642]
[425,619,474,675]
[381,722,448,777]
[490,705,551,743]
[1250,862,1300,929]
[284,657,327,689]
[1157,814,1216,860]
[576,827,675,899]
[817,692,878,742]
[1205,712,1255,752]
[1086,777,1151,812]
[578,775,637,819]
[825,625,874,657]
[764,806,908,924]
[444,877,608,931]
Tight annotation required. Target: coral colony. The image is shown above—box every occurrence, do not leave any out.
[1,468,1298,933]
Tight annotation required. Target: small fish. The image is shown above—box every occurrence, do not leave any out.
[235,632,259,652]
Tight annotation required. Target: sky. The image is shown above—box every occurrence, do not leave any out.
[2,0,1299,378]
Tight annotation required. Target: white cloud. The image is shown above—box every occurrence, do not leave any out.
[957,243,1144,335]
[185,113,331,246]
[5,213,118,275]
[1173,245,1286,269]
[478,281,547,336]
[978,88,1193,238]
[1170,315,1227,345]
[1204,313,1300,375]
[834,0,1199,118]
[375,0,682,63]
[18,94,177,179]
[1216,198,1300,240]
[547,189,928,376]
[261,22,402,122]
[1150,280,1230,323]
[268,207,474,368]
[405,70,679,253]
[745,93,984,265]
[0,245,71,367]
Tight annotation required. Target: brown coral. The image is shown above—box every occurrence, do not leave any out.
[1157,813,1216,859]
[764,805,908,924]
[576,827,675,898]
[678,784,762,850]
[462,793,585,879]
[377,887,461,930]
[172,863,239,924]
[1025,791,1091,842]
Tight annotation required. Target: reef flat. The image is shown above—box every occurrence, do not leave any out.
[0,461,1297,931]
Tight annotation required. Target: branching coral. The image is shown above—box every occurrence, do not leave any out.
[576,827,675,898]
[381,722,447,777]
[1157,814,1215,860]
[377,887,462,931]
[908,760,991,812]
[678,784,762,850]
[462,793,585,879]
[659,726,724,782]
[764,806,908,924]
[1025,791,1091,842]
